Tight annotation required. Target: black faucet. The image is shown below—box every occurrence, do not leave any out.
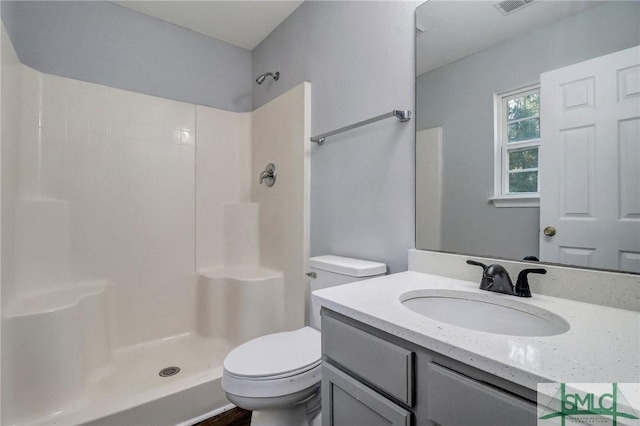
[466,260,546,298]
[514,268,547,297]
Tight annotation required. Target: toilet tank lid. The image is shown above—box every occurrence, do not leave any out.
[309,255,387,277]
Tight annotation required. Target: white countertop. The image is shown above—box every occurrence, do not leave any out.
[312,271,640,392]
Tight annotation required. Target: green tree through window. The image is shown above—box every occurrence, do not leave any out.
[496,86,541,196]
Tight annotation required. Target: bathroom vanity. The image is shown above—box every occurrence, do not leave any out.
[321,309,537,425]
[313,260,640,426]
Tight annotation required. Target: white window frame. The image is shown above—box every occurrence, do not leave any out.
[490,83,541,208]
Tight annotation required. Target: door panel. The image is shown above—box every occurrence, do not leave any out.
[540,46,640,273]
[322,363,411,426]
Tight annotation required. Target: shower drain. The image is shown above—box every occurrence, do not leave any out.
[159,366,181,377]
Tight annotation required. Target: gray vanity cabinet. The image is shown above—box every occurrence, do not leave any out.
[323,363,412,426]
[321,309,537,426]
[321,312,414,426]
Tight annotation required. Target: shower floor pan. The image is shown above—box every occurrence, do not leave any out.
[27,333,234,426]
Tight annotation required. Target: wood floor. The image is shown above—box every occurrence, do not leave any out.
[195,407,252,426]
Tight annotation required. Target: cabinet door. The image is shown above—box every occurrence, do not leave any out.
[323,313,415,405]
[426,363,537,426]
[322,363,411,426]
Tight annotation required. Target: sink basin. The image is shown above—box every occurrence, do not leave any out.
[400,290,570,337]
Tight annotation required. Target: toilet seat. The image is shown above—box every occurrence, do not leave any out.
[222,327,322,398]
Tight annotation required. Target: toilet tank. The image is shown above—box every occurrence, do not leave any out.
[308,255,387,329]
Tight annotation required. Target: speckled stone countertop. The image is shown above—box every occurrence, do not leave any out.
[312,271,640,392]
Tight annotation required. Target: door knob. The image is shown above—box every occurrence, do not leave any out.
[543,226,556,237]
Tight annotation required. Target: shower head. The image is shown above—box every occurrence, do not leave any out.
[255,71,280,85]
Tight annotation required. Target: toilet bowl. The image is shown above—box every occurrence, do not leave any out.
[223,327,322,426]
[222,255,387,426]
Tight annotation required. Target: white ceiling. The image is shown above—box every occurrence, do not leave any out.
[112,0,304,50]
[416,0,607,76]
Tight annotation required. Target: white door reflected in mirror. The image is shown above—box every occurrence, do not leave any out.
[539,46,640,273]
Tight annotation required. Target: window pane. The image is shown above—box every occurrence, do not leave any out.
[509,171,538,193]
[507,93,539,121]
[509,148,538,171]
[508,117,540,143]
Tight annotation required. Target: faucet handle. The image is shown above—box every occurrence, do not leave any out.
[466,260,488,269]
[515,268,547,297]
[466,260,489,288]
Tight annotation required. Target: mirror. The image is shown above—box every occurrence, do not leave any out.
[415,1,640,273]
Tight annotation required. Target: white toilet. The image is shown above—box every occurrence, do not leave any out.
[222,255,387,426]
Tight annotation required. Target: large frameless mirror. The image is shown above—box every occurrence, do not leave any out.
[415,0,640,273]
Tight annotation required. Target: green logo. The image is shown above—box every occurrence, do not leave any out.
[539,383,639,426]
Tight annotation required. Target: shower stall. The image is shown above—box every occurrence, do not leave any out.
[1,23,310,425]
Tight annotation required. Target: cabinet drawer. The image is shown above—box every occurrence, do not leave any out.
[322,313,414,405]
[427,363,536,426]
[322,363,411,426]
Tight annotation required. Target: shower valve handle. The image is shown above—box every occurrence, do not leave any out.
[259,163,277,187]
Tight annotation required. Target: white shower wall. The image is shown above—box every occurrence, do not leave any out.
[1,48,310,423]
[195,106,251,269]
[1,22,21,313]
[252,83,311,329]
[10,66,309,347]
[1,23,23,423]
[15,66,199,347]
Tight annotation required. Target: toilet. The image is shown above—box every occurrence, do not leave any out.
[222,255,387,426]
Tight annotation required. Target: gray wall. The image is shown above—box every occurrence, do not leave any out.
[253,1,420,273]
[1,1,252,112]
[2,0,419,273]
[416,1,640,260]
